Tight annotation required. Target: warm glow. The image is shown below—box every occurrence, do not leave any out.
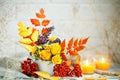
[81,60,95,74]
[85,60,89,65]
[96,57,110,70]
[101,57,105,63]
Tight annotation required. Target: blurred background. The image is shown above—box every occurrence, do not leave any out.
[0,0,120,63]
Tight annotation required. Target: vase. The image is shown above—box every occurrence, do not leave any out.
[35,59,54,75]
[70,55,81,65]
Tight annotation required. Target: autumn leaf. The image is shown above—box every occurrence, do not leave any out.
[42,20,50,26]
[61,53,67,61]
[34,71,50,79]
[61,39,66,51]
[69,50,78,56]
[30,19,40,26]
[78,39,82,46]
[36,13,45,18]
[68,38,73,49]
[76,45,85,51]
[82,37,89,44]
[40,8,44,15]
[74,38,78,47]
[41,28,49,35]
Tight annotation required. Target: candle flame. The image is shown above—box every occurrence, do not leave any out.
[85,60,89,65]
[101,57,105,63]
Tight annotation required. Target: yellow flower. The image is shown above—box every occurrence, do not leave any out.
[39,50,51,61]
[52,55,62,64]
[43,44,51,51]
[51,43,61,55]
[49,36,57,41]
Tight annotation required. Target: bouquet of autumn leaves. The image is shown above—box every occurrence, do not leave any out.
[18,8,63,64]
[18,8,89,78]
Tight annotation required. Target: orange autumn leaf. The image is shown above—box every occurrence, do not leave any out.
[78,39,82,46]
[36,8,45,18]
[61,53,67,61]
[31,19,40,26]
[61,39,66,51]
[30,42,36,46]
[36,13,45,18]
[69,50,78,56]
[82,37,89,44]
[68,38,73,49]
[42,20,50,27]
[40,8,44,15]
[74,38,78,47]
[41,28,49,35]
[76,45,85,51]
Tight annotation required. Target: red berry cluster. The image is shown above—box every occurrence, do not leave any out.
[21,58,39,78]
[53,62,82,77]
[69,64,82,77]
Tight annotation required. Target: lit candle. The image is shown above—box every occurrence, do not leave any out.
[81,60,95,74]
[96,57,110,70]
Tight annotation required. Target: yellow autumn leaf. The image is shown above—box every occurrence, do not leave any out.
[34,71,51,79]
[27,27,33,36]
[18,22,27,32]
[19,27,33,37]
[18,27,26,32]
[24,45,37,54]
[18,22,33,37]
[18,22,26,27]
[31,30,39,42]
[19,31,29,37]
[50,76,60,80]
[19,38,32,44]
[49,36,57,41]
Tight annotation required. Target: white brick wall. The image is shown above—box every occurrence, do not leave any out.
[0,0,120,63]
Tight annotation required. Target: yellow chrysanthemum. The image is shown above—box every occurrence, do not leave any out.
[39,50,51,61]
[51,43,61,55]
[52,55,62,64]
[43,44,51,51]
[49,36,57,41]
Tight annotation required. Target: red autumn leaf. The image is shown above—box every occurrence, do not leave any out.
[36,13,45,18]
[69,50,78,56]
[76,45,85,51]
[30,19,40,26]
[68,38,73,49]
[74,38,78,47]
[78,39,82,46]
[41,28,49,35]
[61,39,66,51]
[42,20,50,26]
[82,37,89,44]
[61,53,67,61]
